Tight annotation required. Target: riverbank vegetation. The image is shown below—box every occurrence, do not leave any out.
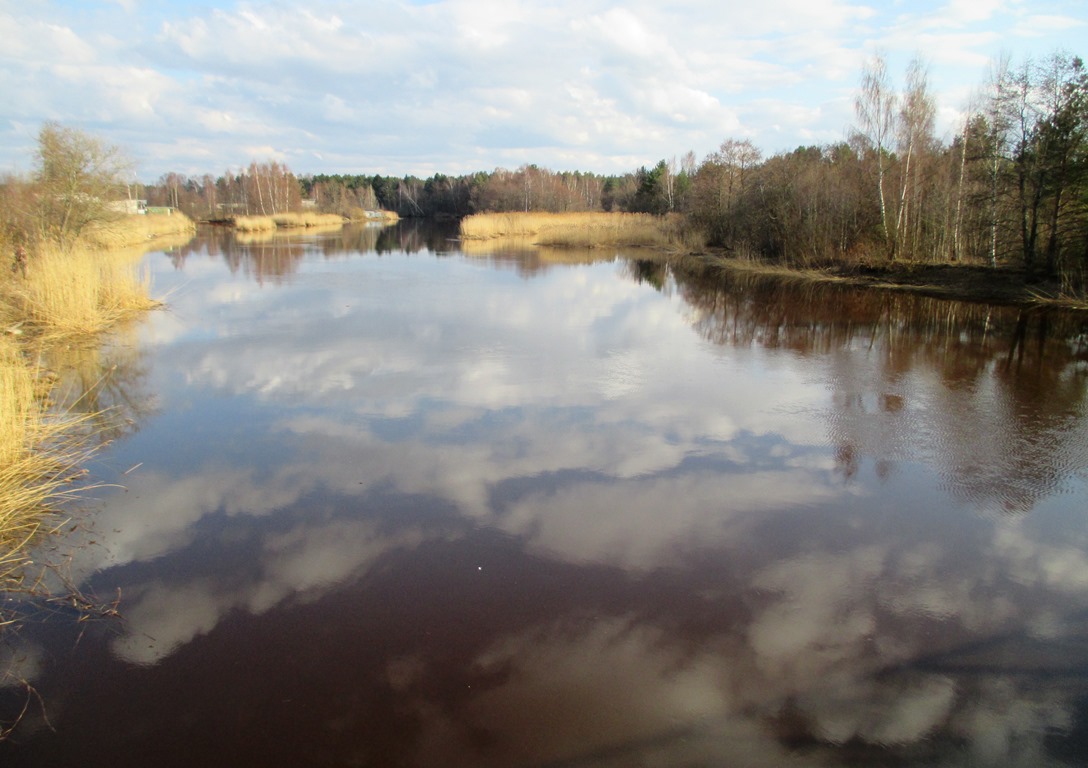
[148,162,400,223]
[0,333,102,591]
[232,212,347,231]
[184,51,1088,299]
[131,48,1085,302]
[82,211,195,250]
[0,124,187,594]
[459,211,695,249]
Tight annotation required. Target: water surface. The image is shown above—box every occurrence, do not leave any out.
[2,223,1088,767]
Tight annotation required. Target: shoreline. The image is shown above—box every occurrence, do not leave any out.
[661,251,1088,310]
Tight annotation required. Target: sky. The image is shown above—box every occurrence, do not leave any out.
[1,0,1085,181]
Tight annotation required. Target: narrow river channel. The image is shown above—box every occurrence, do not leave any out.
[3,222,1088,766]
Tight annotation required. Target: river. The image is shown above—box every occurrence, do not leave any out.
[2,221,1088,766]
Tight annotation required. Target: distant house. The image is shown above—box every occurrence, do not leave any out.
[108,199,148,215]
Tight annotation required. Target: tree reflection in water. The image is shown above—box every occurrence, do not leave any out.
[2,229,1088,766]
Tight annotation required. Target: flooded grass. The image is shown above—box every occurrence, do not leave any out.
[0,222,173,601]
[0,337,100,593]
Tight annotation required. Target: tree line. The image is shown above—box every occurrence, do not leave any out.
[144,51,1085,290]
[7,49,1085,295]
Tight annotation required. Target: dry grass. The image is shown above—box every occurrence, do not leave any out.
[272,212,347,228]
[0,337,38,470]
[460,211,697,249]
[0,241,151,597]
[235,222,348,245]
[345,208,400,223]
[232,215,279,232]
[0,211,172,607]
[235,212,347,231]
[0,337,99,590]
[3,243,157,339]
[81,211,196,249]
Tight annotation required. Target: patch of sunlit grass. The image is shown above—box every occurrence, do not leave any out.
[235,213,348,231]
[4,243,157,339]
[232,215,278,232]
[271,212,347,228]
[345,208,400,223]
[0,337,38,470]
[0,337,100,590]
[81,212,196,249]
[459,211,697,249]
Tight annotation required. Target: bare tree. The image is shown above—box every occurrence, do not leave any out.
[34,122,132,244]
[855,53,897,251]
[893,58,936,259]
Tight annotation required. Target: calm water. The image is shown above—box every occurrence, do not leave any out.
[3,222,1088,766]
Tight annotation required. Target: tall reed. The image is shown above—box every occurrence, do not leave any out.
[1,221,166,593]
[7,243,157,338]
[460,211,694,249]
[234,212,346,231]
[0,337,97,588]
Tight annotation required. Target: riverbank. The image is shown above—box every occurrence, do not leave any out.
[224,210,399,231]
[461,212,1085,308]
[672,253,1087,309]
[232,212,347,231]
[1,214,191,596]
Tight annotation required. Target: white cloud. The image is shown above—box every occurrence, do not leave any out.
[0,0,1082,176]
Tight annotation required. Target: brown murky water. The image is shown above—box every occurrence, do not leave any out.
[2,223,1087,767]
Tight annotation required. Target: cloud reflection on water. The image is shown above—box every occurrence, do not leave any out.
[7,230,1088,765]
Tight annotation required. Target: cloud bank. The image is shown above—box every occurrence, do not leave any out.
[1,0,1085,178]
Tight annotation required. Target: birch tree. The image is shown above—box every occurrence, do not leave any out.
[855,53,897,253]
[894,58,936,259]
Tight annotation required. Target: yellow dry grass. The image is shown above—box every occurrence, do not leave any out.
[272,212,347,228]
[235,222,348,245]
[235,212,347,231]
[460,211,692,249]
[81,211,196,249]
[0,337,98,589]
[3,243,157,339]
[0,239,156,595]
[232,215,278,232]
[0,337,37,471]
[345,208,400,223]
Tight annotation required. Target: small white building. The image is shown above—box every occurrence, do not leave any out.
[108,199,148,215]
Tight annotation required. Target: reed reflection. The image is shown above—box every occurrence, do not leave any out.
[43,325,155,446]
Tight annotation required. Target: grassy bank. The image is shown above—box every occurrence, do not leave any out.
[82,210,196,249]
[2,243,158,338]
[346,208,400,224]
[0,337,100,590]
[233,212,347,231]
[651,251,1088,309]
[1,216,181,595]
[460,211,699,249]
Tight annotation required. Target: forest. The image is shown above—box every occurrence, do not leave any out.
[138,51,1087,295]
